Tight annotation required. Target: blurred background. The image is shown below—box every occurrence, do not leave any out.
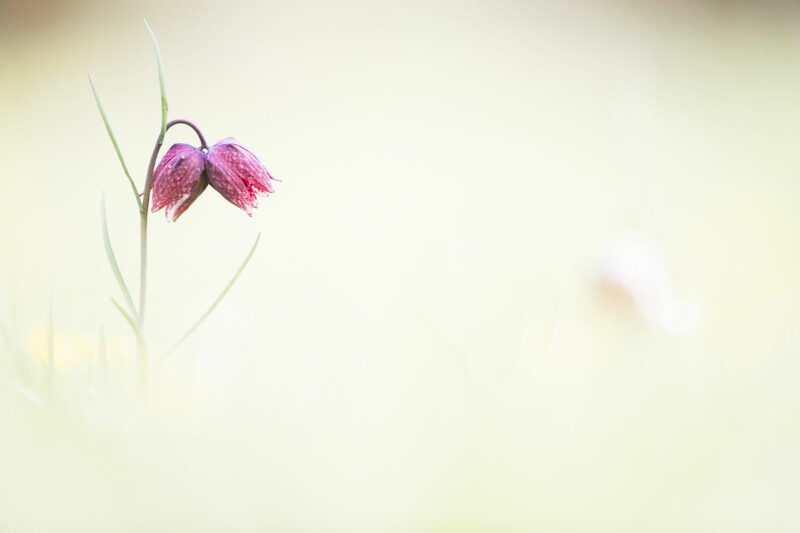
[2,0,800,530]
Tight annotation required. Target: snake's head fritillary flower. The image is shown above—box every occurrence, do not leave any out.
[151,143,208,221]
[150,136,278,221]
[205,138,278,216]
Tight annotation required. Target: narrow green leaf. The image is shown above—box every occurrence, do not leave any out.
[110,298,140,338]
[102,195,138,318]
[151,233,261,372]
[88,75,144,213]
[144,19,168,141]
[111,297,149,368]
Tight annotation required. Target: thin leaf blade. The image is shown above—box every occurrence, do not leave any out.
[102,195,138,318]
[151,233,261,372]
[144,19,168,141]
[88,75,144,213]
[111,298,148,361]
[110,298,140,337]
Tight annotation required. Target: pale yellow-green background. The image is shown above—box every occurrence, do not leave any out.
[2,0,800,530]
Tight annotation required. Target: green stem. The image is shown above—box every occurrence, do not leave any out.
[137,119,208,390]
[137,213,149,392]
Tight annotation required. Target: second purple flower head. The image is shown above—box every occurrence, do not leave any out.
[152,138,278,221]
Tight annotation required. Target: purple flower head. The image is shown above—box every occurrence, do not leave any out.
[151,138,277,221]
[205,138,278,216]
[151,143,207,221]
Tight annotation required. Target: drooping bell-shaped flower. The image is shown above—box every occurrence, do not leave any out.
[151,143,208,221]
[151,136,278,221]
[205,138,278,216]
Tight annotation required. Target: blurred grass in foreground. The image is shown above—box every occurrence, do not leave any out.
[2,0,800,531]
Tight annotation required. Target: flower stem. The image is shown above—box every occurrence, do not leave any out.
[168,119,209,151]
[137,211,149,392]
[137,119,208,391]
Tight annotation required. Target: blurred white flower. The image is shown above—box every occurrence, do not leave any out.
[596,235,697,333]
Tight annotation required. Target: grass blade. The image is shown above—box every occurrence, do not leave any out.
[110,298,140,337]
[102,195,137,318]
[151,233,261,372]
[111,297,148,372]
[144,18,168,142]
[88,75,144,213]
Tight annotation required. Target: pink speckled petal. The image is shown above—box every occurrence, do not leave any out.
[205,141,266,216]
[165,172,208,222]
[205,158,257,215]
[209,142,274,195]
[216,138,278,189]
[151,143,207,219]
[152,144,195,203]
